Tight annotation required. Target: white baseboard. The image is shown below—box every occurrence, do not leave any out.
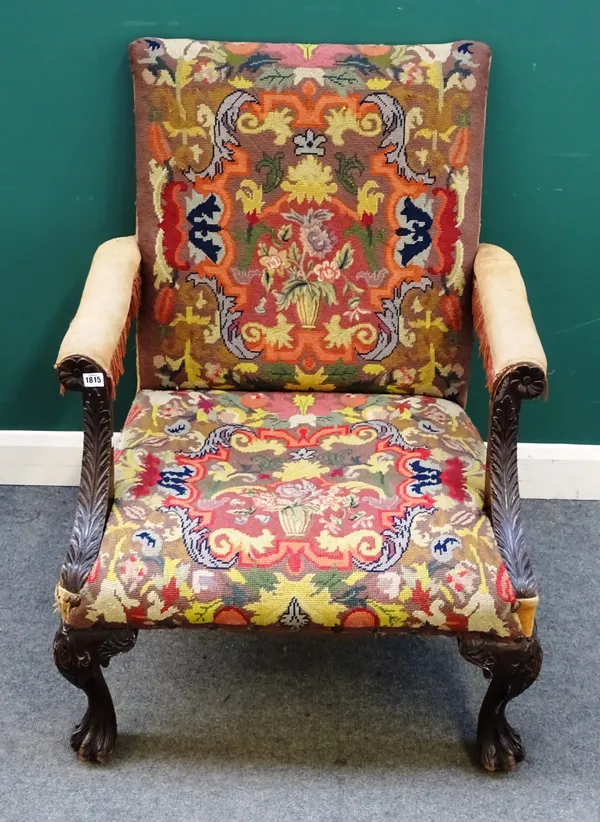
[0,431,598,500]
[0,431,120,487]
[516,443,600,500]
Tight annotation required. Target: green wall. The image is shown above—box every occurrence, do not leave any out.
[2,0,598,441]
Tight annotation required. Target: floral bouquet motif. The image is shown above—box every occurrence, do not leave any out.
[237,480,351,537]
[255,208,363,329]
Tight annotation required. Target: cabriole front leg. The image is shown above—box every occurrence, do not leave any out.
[53,625,137,762]
[458,634,543,772]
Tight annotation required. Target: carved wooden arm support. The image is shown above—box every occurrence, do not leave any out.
[54,237,141,616]
[473,244,547,637]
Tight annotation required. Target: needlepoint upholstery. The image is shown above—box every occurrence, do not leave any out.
[53,35,552,772]
[131,39,490,404]
[65,390,522,637]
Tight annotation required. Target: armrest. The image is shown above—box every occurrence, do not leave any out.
[55,236,141,395]
[473,243,547,394]
[54,237,140,617]
[473,244,546,638]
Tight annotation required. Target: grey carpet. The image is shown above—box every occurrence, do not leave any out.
[0,487,598,822]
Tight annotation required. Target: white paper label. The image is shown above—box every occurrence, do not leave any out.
[83,372,105,388]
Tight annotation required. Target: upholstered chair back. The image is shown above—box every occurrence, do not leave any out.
[130,39,490,405]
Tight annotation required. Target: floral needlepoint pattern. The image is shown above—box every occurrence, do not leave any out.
[131,38,491,404]
[69,39,516,638]
[65,390,521,638]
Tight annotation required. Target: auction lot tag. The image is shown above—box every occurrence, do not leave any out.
[83,372,105,388]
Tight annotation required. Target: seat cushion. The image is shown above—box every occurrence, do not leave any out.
[65,390,522,637]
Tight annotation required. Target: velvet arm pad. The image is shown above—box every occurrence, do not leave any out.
[55,236,141,394]
[473,243,547,394]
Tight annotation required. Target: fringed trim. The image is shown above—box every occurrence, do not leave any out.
[472,281,495,392]
[516,596,539,638]
[107,270,142,398]
[57,270,142,397]
[54,583,82,623]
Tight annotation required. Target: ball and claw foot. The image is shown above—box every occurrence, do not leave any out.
[477,704,525,772]
[69,698,117,763]
[458,633,542,773]
[53,624,137,763]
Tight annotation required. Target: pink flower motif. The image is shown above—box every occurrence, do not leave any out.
[278,482,316,502]
[362,406,389,421]
[393,367,416,386]
[262,43,354,68]
[313,261,340,281]
[401,61,425,85]
[205,362,228,381]
[197,396,214,413]
[248,480,347,515]
[445,562,478,604]
[378,572,402,599]
[118,555,147,589]
[194,62,219,83]
[423,405,448,425]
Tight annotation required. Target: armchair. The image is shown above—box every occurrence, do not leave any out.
[53,38,546,772]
